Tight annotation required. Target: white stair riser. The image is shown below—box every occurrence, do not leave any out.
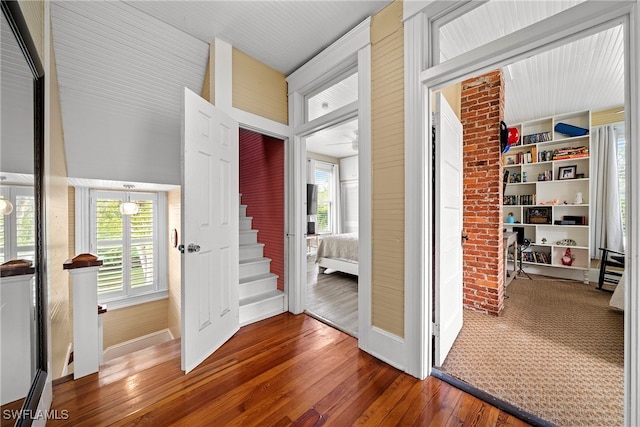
[240,231,258,245]
[239,218,252,231]
[240,205,247,217]
[240,245,264,261]
[239,294,285,326]
[239,276,278,299]
[239,260,271,279]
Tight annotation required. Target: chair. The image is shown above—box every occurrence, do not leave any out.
[597,247,625,291]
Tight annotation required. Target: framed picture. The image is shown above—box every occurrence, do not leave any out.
[504,155,517,165]
[558,165,577,180]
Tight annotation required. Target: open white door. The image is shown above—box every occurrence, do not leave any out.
[181,87,239,374]
[433,92,464,366]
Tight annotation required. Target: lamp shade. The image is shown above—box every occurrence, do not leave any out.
[0,199,14,215]
[119,201,139,215]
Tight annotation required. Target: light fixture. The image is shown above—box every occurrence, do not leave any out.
[0,177,13,215]
[0,198,14,215]
[120,185,139,215]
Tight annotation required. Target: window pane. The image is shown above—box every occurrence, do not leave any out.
[97,245,124,294]
[96,198,123,294]
[97,199,122,240]
[307,72,358,122]
[0,214,4,263]
[130,200,154,289]
[314,168,333,233]
[16,195,35,260]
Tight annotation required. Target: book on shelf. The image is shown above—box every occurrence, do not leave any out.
[522,131,552,145]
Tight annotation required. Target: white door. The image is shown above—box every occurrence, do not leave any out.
[433,92,464,366]
[181,87,239,374]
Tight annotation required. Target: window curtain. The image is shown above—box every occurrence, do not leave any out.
[590,125,624,259]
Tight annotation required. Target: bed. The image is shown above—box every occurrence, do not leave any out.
[315,233,358,276]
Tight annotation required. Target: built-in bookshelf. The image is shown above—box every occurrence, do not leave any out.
[502,110,591,282]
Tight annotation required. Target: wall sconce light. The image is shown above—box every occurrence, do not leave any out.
[0,198,14,215]
[120,185,139,215]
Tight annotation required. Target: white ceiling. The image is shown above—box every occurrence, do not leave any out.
[439,0,624,124]
[48,0,625,185]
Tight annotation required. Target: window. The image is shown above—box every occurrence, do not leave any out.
[90,190,165,302]
[614,123,626,238]
[314,162,336,233]
[306,71,358,122]
[0,186,35,264]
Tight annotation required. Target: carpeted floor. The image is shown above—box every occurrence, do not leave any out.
[440,276,624,427]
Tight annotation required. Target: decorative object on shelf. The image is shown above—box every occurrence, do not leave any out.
[576,173,585,179]
[574,192,583,204]
[558,165,577,180]
[500,121,509,154]
[522,171,527,182]
[507,212,515,223]
[525,207,552,224]
[556,238,577,246]
[541,238,547,244]
[508,127,520,145]
[554,122,589,137]
[561,248,574,266]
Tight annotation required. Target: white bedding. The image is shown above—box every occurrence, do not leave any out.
[609,274,625,310]
[316,233,359,262]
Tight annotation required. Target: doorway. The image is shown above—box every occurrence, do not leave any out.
[303,119,360,336]
[410,1,637,424]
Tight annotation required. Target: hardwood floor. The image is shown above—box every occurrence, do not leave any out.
[46,313,529,426]
[306,254,358,336]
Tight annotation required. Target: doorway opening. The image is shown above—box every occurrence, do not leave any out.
[303,118,359,336]
[428,16,627,426]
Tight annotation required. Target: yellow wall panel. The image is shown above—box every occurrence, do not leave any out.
[232,48,288,124]
[47,30,72,378]
[103,299,169,349]
[592,106,624,127]
[167,188,182,339]
[370,0,405,338]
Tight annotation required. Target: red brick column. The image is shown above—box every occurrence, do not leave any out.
[460,70,505,315]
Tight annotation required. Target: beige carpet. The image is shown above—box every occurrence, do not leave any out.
[440,276,624,427]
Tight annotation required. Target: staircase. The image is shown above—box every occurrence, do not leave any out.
[239,196,286,326]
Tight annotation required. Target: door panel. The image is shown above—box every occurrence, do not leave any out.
[182,87,239,373]
[434,92,464,366]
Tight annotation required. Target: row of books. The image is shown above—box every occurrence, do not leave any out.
[522,251,551,264]
[504,149,536,165]
[504,194,536,206]
[551,146,589,160]
[522,131,552,145]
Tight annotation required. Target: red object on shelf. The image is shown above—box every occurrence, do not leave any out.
[508,127,520,144]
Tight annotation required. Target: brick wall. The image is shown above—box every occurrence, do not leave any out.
[239,129,285,291]
[460,70,505,315]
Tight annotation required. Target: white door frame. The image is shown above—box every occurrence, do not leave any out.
[286,19,375,356]
[209,38,292,309]
[404,1,639,424]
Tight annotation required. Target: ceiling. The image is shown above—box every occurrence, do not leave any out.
[48,1,625,182]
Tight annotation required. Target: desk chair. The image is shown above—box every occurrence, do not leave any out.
[597,247,625,291]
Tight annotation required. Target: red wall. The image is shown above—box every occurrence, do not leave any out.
[461,70,505,316]
[239,129,285,290]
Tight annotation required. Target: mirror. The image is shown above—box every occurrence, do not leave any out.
[1,1,46,425]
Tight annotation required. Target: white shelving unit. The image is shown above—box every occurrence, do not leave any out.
[503,110,591,283]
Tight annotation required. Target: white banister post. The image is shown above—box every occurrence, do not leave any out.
[0,261,36,404]
[64,254,103,379]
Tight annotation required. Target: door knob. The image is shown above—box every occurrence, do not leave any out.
[187,243,201,253]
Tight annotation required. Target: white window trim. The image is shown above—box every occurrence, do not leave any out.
[76,187,167,308]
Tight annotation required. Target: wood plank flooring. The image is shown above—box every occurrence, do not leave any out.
[306,254,358,336]
[46,313,529,427]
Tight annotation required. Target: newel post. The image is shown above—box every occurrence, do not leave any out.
[63,253,103,379]
[0,260,36,404]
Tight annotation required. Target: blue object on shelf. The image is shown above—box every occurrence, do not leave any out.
[554,122,589,137]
